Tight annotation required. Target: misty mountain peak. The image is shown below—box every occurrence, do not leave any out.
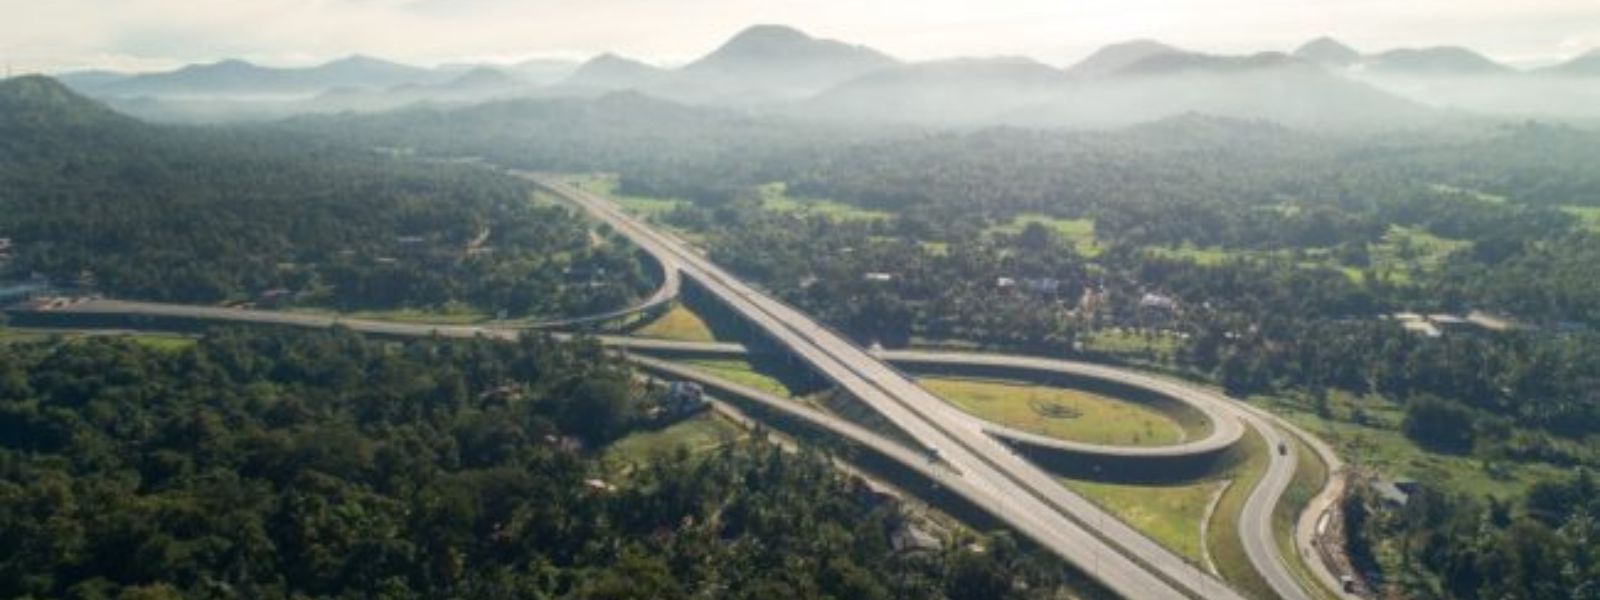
[0,75,129,131]
[1365,46,1509,76]
[1294,37,1361,67]
[449,66,514,87]
[1548,48,1600,76]
[1067,39,1185,78]
[587,53,654,69]
[327,54,386,67]
[1111,50,1309,78]
[688,24,896,70]
[187,59,261,73]
[563,53,665,90]
[315,54,425,76]
[665,24,898,103]
[722,24,814,50]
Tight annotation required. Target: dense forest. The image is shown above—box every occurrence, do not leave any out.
[1345,470,1600,599]
[0,329,1077,599]
[290,93,1600,327]
[0,76,652,318]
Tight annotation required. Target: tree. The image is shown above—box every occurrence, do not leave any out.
[563,376,637,444]
[1402,395,1477,454]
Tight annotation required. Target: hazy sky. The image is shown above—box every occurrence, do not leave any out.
[5,0,1600,73]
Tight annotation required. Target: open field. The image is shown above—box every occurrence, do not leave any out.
[0,327,196,351]
[1252,392,1566,500]
[986,214,1102,257]
[565,173,684,217]
[921,376,1186,446]
[1143,244,1236,266]
[757,182,891,221]
[1429,183,1508,204]
[1564,205,1600,232]
[1368,225,1471,285]
[1144,244,1367,282]
[0,327,52,344]
[604,412,746,469]
[1081,328,1182,358]
[126,334,198,352]
[680,357,799,398]
[633,303,719,342]
[1062,478,1223,565]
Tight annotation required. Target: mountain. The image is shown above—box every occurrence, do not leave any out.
[100,59,279,95]
[1294,37,1361,67]
[1363,47,1510,76]
[0,75,133,132]
[1111,51,1304,77]
[1014,58,1438,131]
[664,24,898,103]
[507,58,581,84]
[53,70,132,92]
[304,55,435,88]
[443,67,518,90]
[560,53,667,91]
[1544,49,1600,77]
[0,76,144,159]
[96,55,443,97]
[800,57,1069,125]
[1065,40,1185,78]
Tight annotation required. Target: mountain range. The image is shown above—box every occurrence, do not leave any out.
[45,25,1600,129]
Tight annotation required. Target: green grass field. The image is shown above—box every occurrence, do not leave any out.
[604,412,746,469]
[126,334,198,352]
[0,327,52,344]
[1429,183,1508,204]
[1252,392,1564,500]
[757,182,891,221]
[1062,478,1223,564]
[633,304,719,342]
[1563,205,1600,232]
[565,173,684,217]
[1143,244,1235,266]
[1368,225,1471,285]
[1143,244,1367,284]
[987,214,1102,257]
[680,358,798,398]
[921,377,1186,446]
[1,328,196,351]
[1080,328,1182,357]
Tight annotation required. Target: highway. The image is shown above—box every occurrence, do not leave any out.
[524,172,1249,600]
[9,174,1342,600]
[533,242,681,329]
[13,298,1333,599]
[627,340,1328,600]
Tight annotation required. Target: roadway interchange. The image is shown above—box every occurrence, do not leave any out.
[524,173,1299,600]
[11,177,1340,600]
[17,297,1332,600]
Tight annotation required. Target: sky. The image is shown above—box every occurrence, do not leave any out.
[4,0,1600,74]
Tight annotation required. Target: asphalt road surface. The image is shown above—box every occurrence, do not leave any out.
[525,173,1250,600]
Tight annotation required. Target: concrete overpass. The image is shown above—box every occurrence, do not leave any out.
[523,172,1250,600]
